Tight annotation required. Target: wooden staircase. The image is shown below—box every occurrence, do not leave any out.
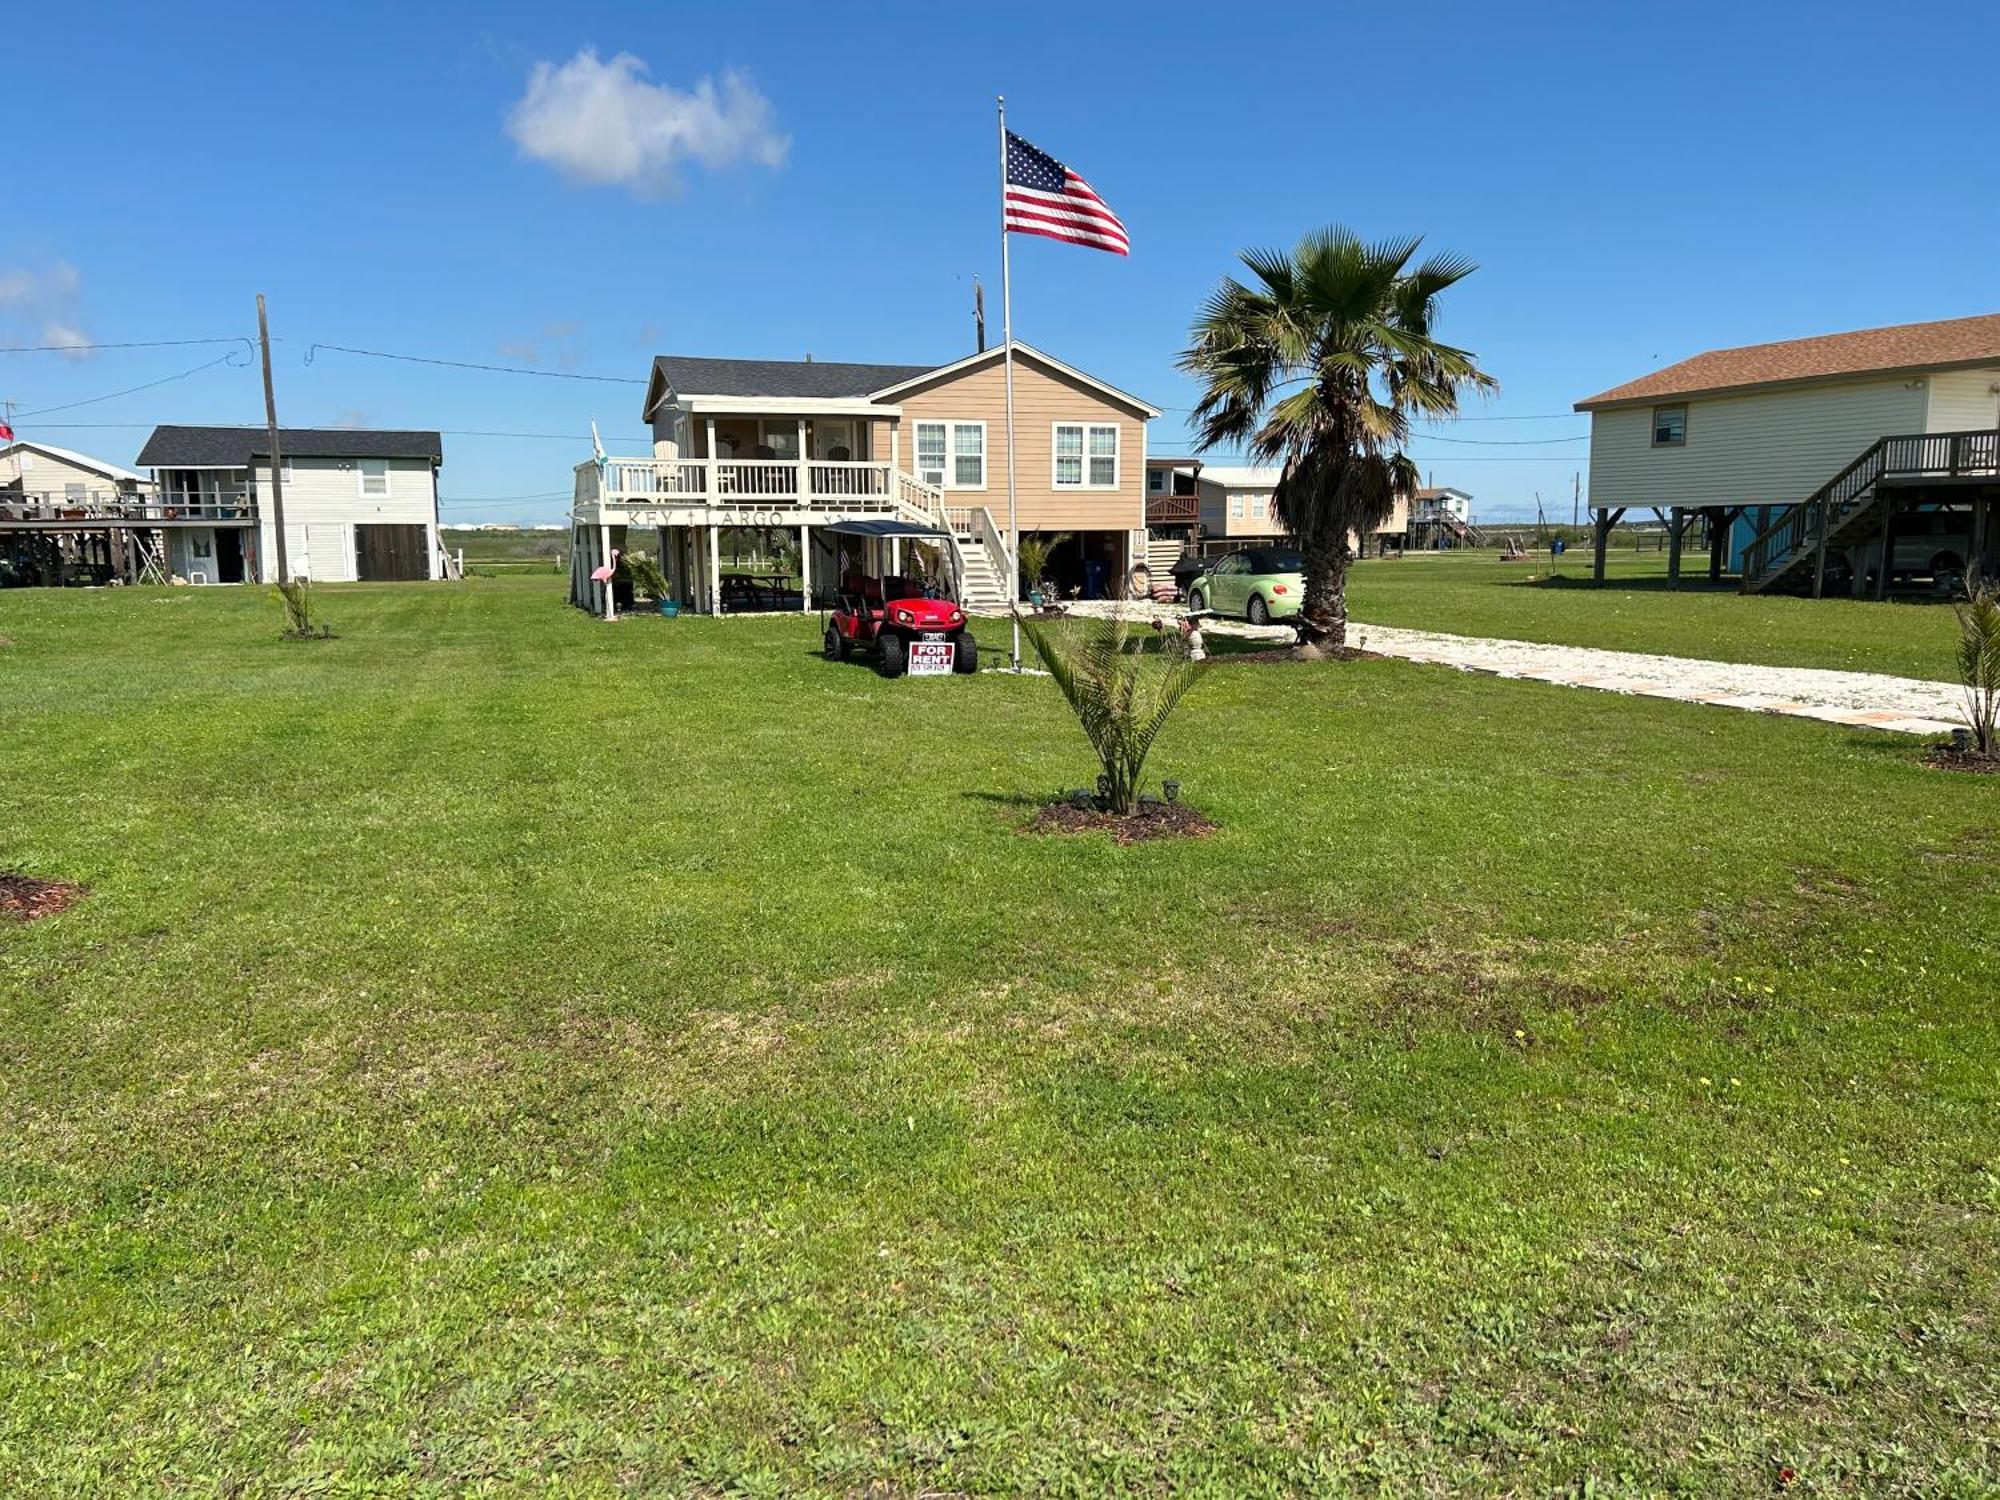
[1739,429,2000,594]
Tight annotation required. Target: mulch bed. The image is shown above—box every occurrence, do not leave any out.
[1,873,87,923]
[1922,745,2000,775]
[1029,800,1218,844]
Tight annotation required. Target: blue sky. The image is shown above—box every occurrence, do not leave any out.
[5,0,1997,525]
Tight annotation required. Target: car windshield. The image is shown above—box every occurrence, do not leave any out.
[1248,548,1303,573]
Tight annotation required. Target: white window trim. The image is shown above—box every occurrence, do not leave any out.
[356,458,391,499]
[913,419,987,491]
[1051,421,1121,490]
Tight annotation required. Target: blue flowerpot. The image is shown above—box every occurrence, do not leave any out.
[659,599,680,618]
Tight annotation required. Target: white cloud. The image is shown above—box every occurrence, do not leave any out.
[42,322,92,357]
[499,320,586,368]
[1,263,91,352]
[0,261,80,308]
[332,408,370,429]
[505,50,788,198]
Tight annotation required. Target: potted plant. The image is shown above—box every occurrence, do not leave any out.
[617,549,673,616]
[1016,531,1069,607]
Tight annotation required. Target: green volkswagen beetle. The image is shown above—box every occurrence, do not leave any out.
[1186,546,1304,625]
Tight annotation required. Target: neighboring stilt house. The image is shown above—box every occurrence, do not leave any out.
[0,441,156,586]
[1578,313,2000,595]
[568,341,1159,617]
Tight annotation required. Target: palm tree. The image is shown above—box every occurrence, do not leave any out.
[1180,228,1496,650]
[1015,608,1208,815]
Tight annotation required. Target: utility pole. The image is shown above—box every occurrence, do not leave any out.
[974,278,986,353]
[1571,471,1580,530]
[257,293,290,583]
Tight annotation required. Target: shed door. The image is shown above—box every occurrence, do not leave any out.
[355,523,428,581]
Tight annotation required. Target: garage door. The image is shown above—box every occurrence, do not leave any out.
[355,524,430,582]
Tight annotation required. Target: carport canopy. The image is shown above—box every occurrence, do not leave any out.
[818,518,949,539]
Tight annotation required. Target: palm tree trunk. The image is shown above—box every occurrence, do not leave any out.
[1323,548,1351,648]
[1298,530,1341,646]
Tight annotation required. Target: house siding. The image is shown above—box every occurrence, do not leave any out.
[1586,375,1928,511]
[250,456,438,583]
[1925,368,2000,432]
[891,355,1146,534]
[2,449,143,502]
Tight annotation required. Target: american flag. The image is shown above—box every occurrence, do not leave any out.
[1004,131,1129,256]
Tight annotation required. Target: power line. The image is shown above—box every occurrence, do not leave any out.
[1413,433,1587,446]
[299,341,645,384]
[10,352,252,418]
[0,336,253,355]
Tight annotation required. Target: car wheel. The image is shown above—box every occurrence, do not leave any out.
[1188,588,1206,614]
[953,628,979,673]
[824,625,847,661]
[1247,593,1270,626]
[878,632,906,678]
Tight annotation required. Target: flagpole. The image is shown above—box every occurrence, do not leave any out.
[997,94,1021,671]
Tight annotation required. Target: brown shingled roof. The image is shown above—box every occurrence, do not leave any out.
[1574,312,2000,410]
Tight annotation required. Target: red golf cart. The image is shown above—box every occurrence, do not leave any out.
[820,520,979,677]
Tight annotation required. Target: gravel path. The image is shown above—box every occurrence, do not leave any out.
[1051,602,1966,737]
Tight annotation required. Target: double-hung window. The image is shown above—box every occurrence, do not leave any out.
[1053,422,1119,488]
[914,421,985,490]
[358,459,390,498]
[1651,405,1687,448]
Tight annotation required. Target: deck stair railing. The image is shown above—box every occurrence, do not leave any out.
[1738,428,2000,594]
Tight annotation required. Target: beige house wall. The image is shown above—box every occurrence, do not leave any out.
[2,448,145,501]
[1585,375,1931,511]
[1925,368,2000,432]
[890,354,1146,535]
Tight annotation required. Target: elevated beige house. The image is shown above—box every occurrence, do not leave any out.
[2,440,151,507]
[1,441,154,587]
[1185,465,1409,558]
[569,341,1159,616]
[1578,313,2000,594]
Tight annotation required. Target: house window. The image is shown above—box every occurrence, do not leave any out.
[358,459,390,497]
[1251,495,1268,521]
[1054,422,1119,488]
[952,423,985,488]
[915,422,948,487]
[1652,405,1687,447]
[1229,494,1246,520]
[1147,468,1164,494]
[914,421,984,489]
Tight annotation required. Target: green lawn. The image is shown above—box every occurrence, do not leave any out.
[1349,550,1962,681]
[2,578,1995,1494]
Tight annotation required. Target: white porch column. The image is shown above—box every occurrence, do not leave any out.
[799,523,811,613]
[890,422,899,473]
[890,537,902,575]
[708,525,722,615]
[796,416,810,505]
[705,418,719,500]
[599,523,614,620]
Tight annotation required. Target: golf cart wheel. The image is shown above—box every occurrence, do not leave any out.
[953,628,979,673]
[1930,551,1964,578]
[824,625,847,661]
[1247,593,1270,626]
[878,633,907,678]
[1188,588,1206,614]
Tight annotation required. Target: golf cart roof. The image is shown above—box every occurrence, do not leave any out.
[819,518,949,539]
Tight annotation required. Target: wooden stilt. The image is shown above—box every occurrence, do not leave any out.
[1667,507,1685,589]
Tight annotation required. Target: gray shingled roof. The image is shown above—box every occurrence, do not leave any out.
[650,354,937,400]
[137,425,443,467]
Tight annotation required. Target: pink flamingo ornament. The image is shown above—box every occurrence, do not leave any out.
[590,548,620,583]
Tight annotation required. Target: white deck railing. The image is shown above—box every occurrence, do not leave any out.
[577,457,917,512]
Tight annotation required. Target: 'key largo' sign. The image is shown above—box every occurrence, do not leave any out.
[616,506,797,529]
[908,640,956,677]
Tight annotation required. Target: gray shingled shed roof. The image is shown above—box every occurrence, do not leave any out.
[137,425,443,467]
[649,354,937,400]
